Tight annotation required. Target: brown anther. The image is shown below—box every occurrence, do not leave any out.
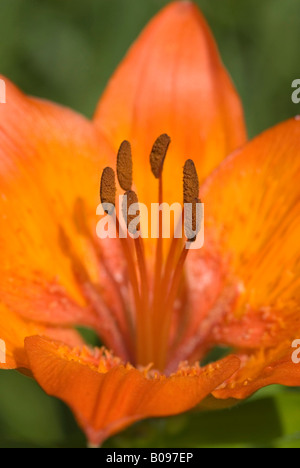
[122,190,140,234]
[100,167,116,215]
[150,134,171,179]
[183,160,200,241]
[117,140,133,191]
[183,159,199,205]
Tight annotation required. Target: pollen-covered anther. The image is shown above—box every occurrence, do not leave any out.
[122,190,140,235]
[183,159,199,204]
[100,167,116,215]
[183,159,201,242]
[117,140,133,191]
[150,133,171,178]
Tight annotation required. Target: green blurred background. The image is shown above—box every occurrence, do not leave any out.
[0,0,300,448]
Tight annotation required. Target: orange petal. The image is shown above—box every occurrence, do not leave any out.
[94,1,246,206]
[0,304,83,370]
[0,305,42,369]
[179,118,300,365]
[0,77,130,357]
[25,336,240,446]
[213,341,300,399]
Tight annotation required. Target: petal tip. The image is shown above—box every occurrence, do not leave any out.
[158,1,206,24]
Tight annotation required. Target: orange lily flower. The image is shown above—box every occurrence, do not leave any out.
[1,1,300,447]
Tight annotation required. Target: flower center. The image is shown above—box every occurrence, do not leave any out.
[99,135,202,371]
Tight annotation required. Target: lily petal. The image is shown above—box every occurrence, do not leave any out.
[0,77,129,357]
[94,1,246,205]
[0,304,43,369]
[213,341,300,399]
[25,335,240,446]
[177,118,300,377]
[0,304,83,370]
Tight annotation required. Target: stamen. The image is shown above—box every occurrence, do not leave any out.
[153,160,200,368]
[121,190,152,364]
[149,136,172,367]
[117,140,133,191]
[183,160,200,242]
[100,167,116,214]
[152,136,170,306]
[122,190,140,235]
[98,137,202,370]
[183,159,199,204]
[99,167,139,357]
[150,134,171,179]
